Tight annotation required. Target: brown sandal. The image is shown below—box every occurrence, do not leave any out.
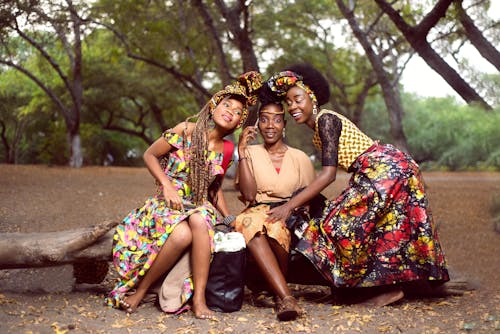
[276,296,302,321]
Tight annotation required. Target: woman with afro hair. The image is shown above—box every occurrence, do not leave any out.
[265,63,449,307]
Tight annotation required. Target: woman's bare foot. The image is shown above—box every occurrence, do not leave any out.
[192,298,216,320]
[362,287,404,307]
[119,290,146,313]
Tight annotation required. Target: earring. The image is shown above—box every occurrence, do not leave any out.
[282,128,286,138]
[312,104,318,115]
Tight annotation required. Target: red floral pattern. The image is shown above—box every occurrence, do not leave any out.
[296,143,449,287]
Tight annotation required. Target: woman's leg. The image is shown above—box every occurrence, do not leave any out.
[247,233,290,299]
[247,233,302,321]
[187,213,214,319]
[121,221,192,312]
[267,236,289,277]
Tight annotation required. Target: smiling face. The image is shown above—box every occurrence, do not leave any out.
[258,104,286,145]
[212,97,244,132]
[284,86,314,124]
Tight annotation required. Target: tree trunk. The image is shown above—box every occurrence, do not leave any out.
[68,131,83,168]
[0,220,117,269]
[214,0,260,71]
[192,0,232,84]
[336,0,409,152]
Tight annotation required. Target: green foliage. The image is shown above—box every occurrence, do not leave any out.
[354,94,499,171]
[403,95,500,171]
[33,121,69,165]
[80,123,146,166]
[1,0,497,170]
[358,96,393,143]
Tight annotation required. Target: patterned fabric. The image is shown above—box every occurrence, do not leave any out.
[267,71,303,97]
[234,144,316,252]
[296,143,449,287]
[106,132,224,309]
[316,112,342,167]
[209,71,263,127]
[313,110,374,170]
[267,71,318,107]
[234,203,291,252]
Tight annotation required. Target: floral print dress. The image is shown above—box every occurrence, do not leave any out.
[296,110,449,288]
[106,132,224,309]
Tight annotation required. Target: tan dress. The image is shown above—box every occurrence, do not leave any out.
[234,144,315,252]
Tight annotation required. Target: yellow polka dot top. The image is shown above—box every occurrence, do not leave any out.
[312,109,374,170]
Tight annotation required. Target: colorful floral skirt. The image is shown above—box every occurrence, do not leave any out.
[106,195,217,309]
[296,143,449,288]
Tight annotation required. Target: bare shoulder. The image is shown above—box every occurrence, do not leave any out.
[169,121,196,138]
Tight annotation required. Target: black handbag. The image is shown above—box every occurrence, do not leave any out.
[205,224,246,312]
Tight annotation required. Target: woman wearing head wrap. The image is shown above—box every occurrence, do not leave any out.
[232,84,317,321]
[106,71,263,319]
[265,64,449,306]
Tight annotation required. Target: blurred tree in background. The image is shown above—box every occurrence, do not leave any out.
[0,0,498,170]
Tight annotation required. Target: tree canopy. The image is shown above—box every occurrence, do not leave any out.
[0,0,498,169]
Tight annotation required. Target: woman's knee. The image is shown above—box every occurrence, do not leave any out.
[171,221,192,247]
[247,232,267,250]
[187,213,208,231]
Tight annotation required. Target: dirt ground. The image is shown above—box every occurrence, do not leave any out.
[0,164,499,334]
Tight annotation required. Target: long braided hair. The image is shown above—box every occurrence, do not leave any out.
[184,101,213,206]
[184,71,262,206]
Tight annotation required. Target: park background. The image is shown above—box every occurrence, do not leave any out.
[0,1,499,333]
[0,0,498,171]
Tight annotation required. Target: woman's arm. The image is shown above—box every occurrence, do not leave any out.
[143,123,187,211]
[236,126,258,203]
[267,113,341,222]
[214,186,230,217]
[266,165,336,223]
[143,137,173,186]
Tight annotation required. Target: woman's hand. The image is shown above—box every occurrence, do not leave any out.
[237,126,257,157]
[162,181,184,211]
[266,202,293,224]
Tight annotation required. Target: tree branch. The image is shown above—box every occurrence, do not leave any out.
[191,0,232,84]
[11,17,78,107]
[455,0,500,71]
[0,59,71,121]
[374,0,492,110]
[86,18,212,99]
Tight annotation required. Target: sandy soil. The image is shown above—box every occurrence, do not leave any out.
[0,164,499,333]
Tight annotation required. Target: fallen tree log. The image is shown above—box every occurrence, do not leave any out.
[0,220,474,293]
[0,220,117,269]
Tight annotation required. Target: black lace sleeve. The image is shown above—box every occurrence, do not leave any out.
[317,113,342,167]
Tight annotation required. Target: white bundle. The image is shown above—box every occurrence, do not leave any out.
[213,231,246,252]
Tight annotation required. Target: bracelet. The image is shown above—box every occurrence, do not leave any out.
[238,157,247,162]
[222,215,236,226]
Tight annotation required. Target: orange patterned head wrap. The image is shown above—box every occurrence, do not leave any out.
[209,71,263,127]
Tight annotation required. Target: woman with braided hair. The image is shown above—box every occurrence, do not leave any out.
[106,72,262,319]
[265,64,449,307]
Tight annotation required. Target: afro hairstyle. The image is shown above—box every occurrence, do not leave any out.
[284,63,331,106]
